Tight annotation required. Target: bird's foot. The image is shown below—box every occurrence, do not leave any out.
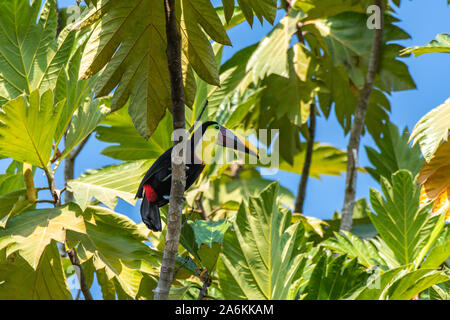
[162,195,186,202]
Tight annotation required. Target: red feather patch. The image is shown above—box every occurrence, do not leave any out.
[143,184,158,202]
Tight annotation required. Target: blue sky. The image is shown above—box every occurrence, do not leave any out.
[0,0,449,298]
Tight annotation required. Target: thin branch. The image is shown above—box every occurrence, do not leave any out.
[71,134,92,160]
[67,248,93,300]
[285,0,317,214]
[43,164,93,300]
[154,0,186,300]
[188,100,208,134]
[295,104,316,213]
[340,0,384,232]
[35,200,56,204]
[197,276,212,300]
[64,134,90,203]
[195,194,208,220]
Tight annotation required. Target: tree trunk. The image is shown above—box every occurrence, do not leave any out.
[340,0,384,232]
[154,0,186,300]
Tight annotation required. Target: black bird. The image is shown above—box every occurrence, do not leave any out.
[136,121,259,231]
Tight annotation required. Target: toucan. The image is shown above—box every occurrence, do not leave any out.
[136,121,259,231]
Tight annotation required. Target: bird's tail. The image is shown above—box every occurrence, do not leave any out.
[140,199,162,232]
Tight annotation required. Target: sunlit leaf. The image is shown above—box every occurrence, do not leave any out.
[0,242,72,300]
[66,206,160,299]
[0,0,76,104]
[410,98,450,162]
[217,183,307,300]
[0,203,85,269]
[402,34,450,57]
[369,170,436,265]
[0,90,64,168]
[67,160,151,210]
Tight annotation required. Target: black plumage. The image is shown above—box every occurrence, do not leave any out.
[136,121,218,231]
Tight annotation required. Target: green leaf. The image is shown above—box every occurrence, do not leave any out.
[385,269,450,300]
[303,254,368,300]
[62,97,109,158]
[0,203,85,269]
[426,282,450,300]
[53,29,99,149]
[309,13,414,93]
[234,0,277,26]
[217,182,307,299]
[66,206,160,299]
[96,107,172,161]
[0,161,34,227]
[322,231,390,269]
[402,34,450,57]
[0,0,76,104]
[368,170,436,265]
[78,0,233,139]
[248,9,304,82]
[187,168,295,213]
[67,160,151,210]
[0,242,72,300]
[421,227,450,269]
[276,143,347,178]
[410,98,450,162]
[365,123,424,183]
[0,161,25,195]
[169,286,190,300]
[181,219,230,272]
[293,0,373,20]
[349,267,449,300]
[0,189,34,228]
[0,90,64,168]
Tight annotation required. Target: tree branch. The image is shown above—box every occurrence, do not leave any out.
[188,100,208,134]
[197,276,212,300]
[295,104,316,213]
[340,0,384,232]
[64,134,91,203]
[42,164,93,300]
[285,0,317,214]
[154,0,186,300]
[67,248,93,300]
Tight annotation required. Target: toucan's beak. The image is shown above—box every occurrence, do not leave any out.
[218,126,259,159]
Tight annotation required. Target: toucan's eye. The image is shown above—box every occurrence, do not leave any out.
[215,125,220,130]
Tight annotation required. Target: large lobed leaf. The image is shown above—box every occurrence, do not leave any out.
[303,254,368,300]
[0,90,64,168]
[322,231,394,269]
[349,267,450,300]
[365,123,424,183]
[96,106,172,161]
[67,160,152,210]
[78,0,265,139]
[368,170,436,265]
[0,203,85,269]
[0,242,72,300]
[217,182,307,300]
[66,206,160,299]
[180,219,230,273]
[0,0,76,105]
